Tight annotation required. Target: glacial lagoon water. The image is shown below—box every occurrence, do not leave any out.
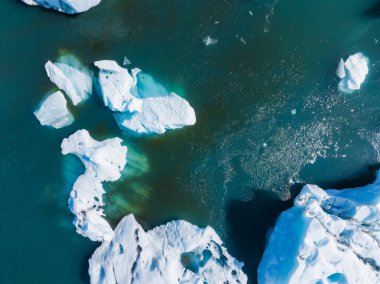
[2,0,380,283]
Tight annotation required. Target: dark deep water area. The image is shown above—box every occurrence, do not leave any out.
[2,0,380,283]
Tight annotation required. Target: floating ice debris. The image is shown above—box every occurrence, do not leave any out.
[337,53,369,94]
[95,60,196,135]
[249,10,253,16]
[61,130,127,242]
[21,0,101,14]
[240,37,247,45]
[336,58,346,79]
[258,173,380,284]
[89,214,248,284]
[34,91,74,129]
[291,109,297,115]
[45,57,93,106]
[123,56,131,66]
[203,36,218,46]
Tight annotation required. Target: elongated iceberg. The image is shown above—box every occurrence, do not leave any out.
[95,60,196,135]
[337,53,369,93]
[61,130,127,242]
[45,58,92,106]
[21,0,101,14]
[34,91,74,129]
[89,214,247,284]
[258,174,380,284]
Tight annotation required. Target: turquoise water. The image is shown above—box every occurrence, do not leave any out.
[2,0,380,283]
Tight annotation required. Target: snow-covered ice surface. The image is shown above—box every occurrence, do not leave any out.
[337,53,369,94]
[258,174,380,284]
[45,56,93,106]
[89,214,247,284]
[95,60,196,135]
[61,130,127,242]
[34,91,74,129]
[21,0,101,14]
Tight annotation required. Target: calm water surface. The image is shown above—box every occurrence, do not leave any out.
[2,0,380,283]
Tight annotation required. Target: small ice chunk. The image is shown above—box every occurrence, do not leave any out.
[45,58,93,106]
[20,0,101,14]
[34,91,74,129]
[240,37,247,45]
[249,10,253,16]
[89,214,248,284]
[203,36,218,46]
[291,109,297,115]
[336,58,346,79]
[123,56,131,66]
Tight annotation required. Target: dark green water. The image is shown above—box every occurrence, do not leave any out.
[2,0,380,283]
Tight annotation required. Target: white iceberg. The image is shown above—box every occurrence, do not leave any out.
[258,173,380,284]
[89,214,247,284]
[34,91,74,129]
[95,60,196,135]
[61,130,127,242]
[21,0,101,14]
[337,53,369,93]
[45,58,92,106]
[203,36,218,46]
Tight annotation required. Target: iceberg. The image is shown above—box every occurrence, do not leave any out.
[337,53,369,94]
[45,59,92,106]
[61,130,127,242]
[258,174,380,284]
[21,0,101,14]
[95,60,196,135]
[34,91,74,129]
[89,214,248,284]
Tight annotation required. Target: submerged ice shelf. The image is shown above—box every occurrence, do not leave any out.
[95,60,196,135]
[34,91,74,129]
[89,214,247,284]
[61,130,127,242]
[258,173,380,284]
[21,0,101,14]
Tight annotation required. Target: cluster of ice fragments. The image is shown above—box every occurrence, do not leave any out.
[258,174,380,284]
[95,60,196,134]
[336,52,369,93]
[61,130,127,242]
[89,214,247,284]
[34,55,92,129]
[21,0,101,14]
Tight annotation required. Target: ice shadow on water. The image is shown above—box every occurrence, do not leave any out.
[226,163,380,284]
[365,0,380,18]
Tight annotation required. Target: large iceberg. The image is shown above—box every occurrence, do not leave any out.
[95,60,196,135]
[258,174,380,284]
[21,0,101,14]
[45,58,92,106]
[34,91,74,129]
[337,53,369,94]
[61,130,127,242]
[89,214,247,284]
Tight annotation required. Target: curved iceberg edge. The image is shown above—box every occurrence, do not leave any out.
[21,0,101,14]
[61,130,127,242]
[89,214,248,284]
[258,173,380,284]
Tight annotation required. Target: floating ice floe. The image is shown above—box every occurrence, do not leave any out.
[21,0,101,14]
[34,91,74,129]
[89,214,248,284]
[95,60,196,135]
[61,130,127,242]
[258,173,380,284]
[337,53,369,94]
[203,36,218,46]
[45,56,93,106]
